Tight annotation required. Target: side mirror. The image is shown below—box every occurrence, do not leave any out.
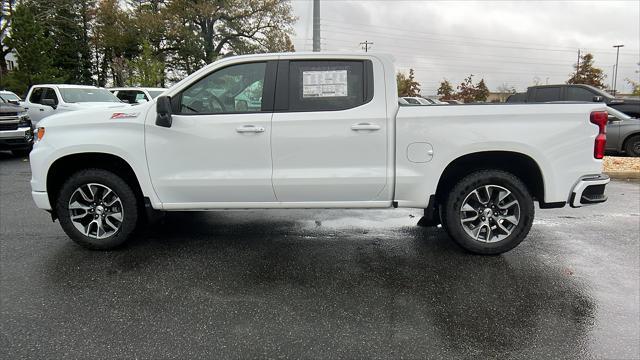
[592,96,604,102]
[156,96,172,128]
[41,99,57,109]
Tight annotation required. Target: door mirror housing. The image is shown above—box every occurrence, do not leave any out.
[592,96,604,102]
[41,99,57,109]
[156,96,172,128]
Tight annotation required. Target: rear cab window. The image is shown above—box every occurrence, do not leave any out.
[115,90,148,104]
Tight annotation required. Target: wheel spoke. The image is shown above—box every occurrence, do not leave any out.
[498,200,518,210]
[496,219,511,236]
[498,189,511,203]
[77,186,94,202]
[104,215,120,231]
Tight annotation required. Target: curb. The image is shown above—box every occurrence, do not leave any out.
[604,171,640,180]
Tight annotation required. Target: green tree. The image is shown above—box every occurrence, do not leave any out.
[128,41,164,86]
[93,0,139,86]
[1,0,17,77]
[397,68,421,97]
[437,79,455,100]
[625,62,640,96]
[456,75,477,103]
[474,78,489,102]
[567,52,606,88]
[164,0,296,65]
[4,3,61,94]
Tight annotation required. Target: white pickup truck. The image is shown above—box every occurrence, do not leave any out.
[29,52,610,254]
[23,84,127,125]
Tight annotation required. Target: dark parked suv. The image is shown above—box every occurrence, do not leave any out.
[506,84,640,118]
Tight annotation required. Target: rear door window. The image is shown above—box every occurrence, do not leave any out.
[286,60,372,112]
[42,88,59,105]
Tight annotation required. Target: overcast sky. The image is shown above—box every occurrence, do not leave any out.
[289,0,640,95]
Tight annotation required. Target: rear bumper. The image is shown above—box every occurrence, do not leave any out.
[570,174,609,208]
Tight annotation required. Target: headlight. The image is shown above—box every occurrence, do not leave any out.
[17,112,32,128]
[34,127,45,143]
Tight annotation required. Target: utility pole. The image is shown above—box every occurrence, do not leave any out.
[360,40,373,52]
[612,44,624,96]
[611,64,615,92]
[312,0,320,52]
[576,49,580,78]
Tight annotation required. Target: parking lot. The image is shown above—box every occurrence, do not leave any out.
[1,152,639,359]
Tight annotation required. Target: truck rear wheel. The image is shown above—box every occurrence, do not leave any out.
[55,169,139,250]
[442,170,534,255]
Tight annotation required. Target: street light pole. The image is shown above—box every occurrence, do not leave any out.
[612,44,624,96]
[312,0,321,52]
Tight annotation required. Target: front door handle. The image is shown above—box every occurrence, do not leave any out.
[351,122,381,131]
[39,108,45,112]
[236,125,265,133]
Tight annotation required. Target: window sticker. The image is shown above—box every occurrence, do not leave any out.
[302,70,348,98]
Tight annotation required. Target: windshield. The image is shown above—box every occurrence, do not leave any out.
[147,90,165,99]
[59,88,121,103]
[0,93,21,102]
[607,107,632,120]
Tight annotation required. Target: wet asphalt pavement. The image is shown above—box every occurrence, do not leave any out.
[1,152,639,359]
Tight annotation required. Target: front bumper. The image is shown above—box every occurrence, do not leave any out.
[32,191,52,210]
[570,174,609,208]
[0,127,33,150]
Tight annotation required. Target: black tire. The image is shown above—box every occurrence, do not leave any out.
[55,169,139,250]
[624,135,640,157]
[441,170,534,255]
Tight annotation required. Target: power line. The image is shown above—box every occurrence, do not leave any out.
[322,18,640,55]
[321,21,640,57]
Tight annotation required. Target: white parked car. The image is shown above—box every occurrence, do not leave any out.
[23,85,128,125]
[0,90,22,105]
[109,87,166,104]
[30,52,609,254]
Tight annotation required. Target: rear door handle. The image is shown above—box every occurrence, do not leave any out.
[351,123,381,131]
[236,125,265,133]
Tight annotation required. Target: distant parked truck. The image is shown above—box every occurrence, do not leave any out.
[109,87,167,104]
[506,84,640,118]
[23,85,129,125]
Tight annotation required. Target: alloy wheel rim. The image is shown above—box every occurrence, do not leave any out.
[68,183,124,239]
[459,185,520,243]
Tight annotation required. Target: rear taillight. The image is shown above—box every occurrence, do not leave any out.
[590,111,607,159]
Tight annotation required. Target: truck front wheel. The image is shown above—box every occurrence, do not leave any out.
[55,169,139,250]
[442,170,534,255]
